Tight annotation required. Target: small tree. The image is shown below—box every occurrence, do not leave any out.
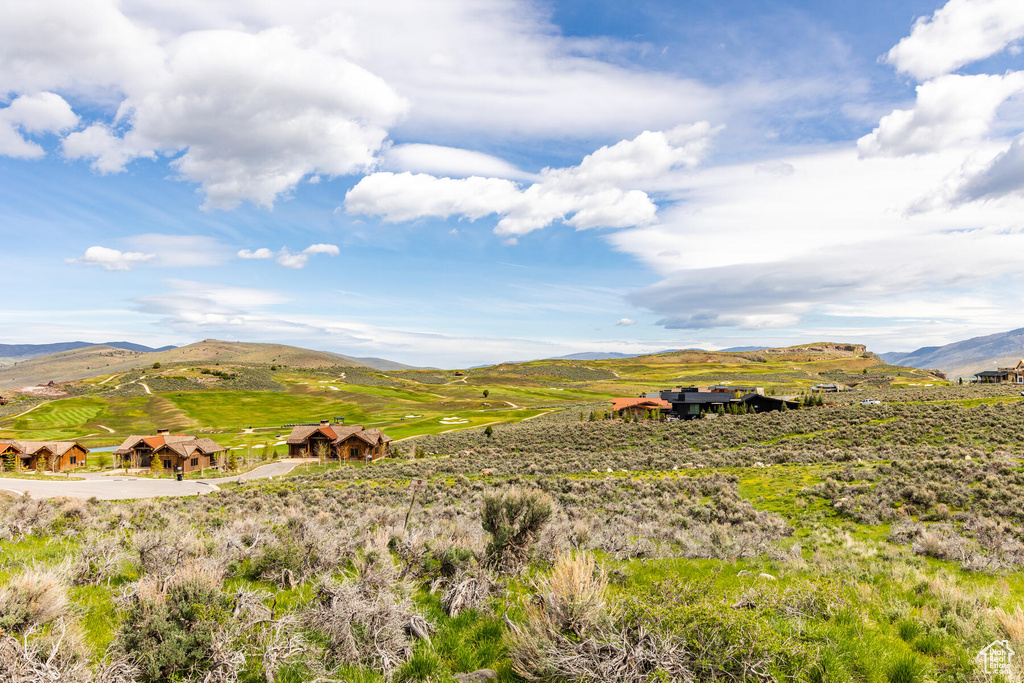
[36,457,44,474]
[227,452,238,472]
[96,452,112,470]
[152,362,161,369]
[482,389,489,398]
[484,425,494,439]
[314,441,330,467]
[482,488,553,571]
[151,456,164,476]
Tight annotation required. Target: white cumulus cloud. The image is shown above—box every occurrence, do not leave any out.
[67,246,154,271]
[615,318,637,327]
[858,72,1024,157]
[886,0,1024,81]
[0,92,79,159]
[60,26,407,209]
[67,235,228,271]
[237,244,341,269]
[346,123,718,238]
[237,248,274,259]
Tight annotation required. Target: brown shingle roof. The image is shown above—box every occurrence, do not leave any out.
[14,440,86,456]
[286,423,391,446]
[115,433,223,456]
[285,425,338,444]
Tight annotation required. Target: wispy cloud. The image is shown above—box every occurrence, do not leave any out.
[67,234,229,271]
[237,243,340,269]
[66,246,154,271]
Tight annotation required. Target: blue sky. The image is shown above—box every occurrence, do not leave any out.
[2,0,1024,367]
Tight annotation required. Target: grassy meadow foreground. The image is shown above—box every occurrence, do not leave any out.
[3,377,1024,682]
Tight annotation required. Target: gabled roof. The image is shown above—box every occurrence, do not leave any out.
[286,424,342,444]
[114,433,222,455]
[157,437,225,456]
[0,441,22,453]
[14,440,86,456]
[346,428,392,445]
[286,423,391,446]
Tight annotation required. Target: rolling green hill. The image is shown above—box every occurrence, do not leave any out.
[0,341,945,448]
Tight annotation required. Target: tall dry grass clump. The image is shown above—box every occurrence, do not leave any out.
[0,568,69,633]
[506,554,693,682]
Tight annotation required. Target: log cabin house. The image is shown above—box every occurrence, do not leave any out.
[113,428,226,474]
[286,421,392,461]
[8,440,89,472]
[0,441,22,471]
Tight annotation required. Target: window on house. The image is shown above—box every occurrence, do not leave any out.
[191,458,199,467]
[70,456,76,465]
[163,459,171,470]
[350,447,359,459]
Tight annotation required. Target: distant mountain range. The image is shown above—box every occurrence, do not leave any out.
[880,326,1024,379]
[549,350,678,361]
[547,346,766,361]
[0,341,176,361]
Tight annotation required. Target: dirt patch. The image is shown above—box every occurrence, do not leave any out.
[19,384,69,398]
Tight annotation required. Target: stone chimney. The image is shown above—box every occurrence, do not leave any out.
[320,420,330,427]
[156,428,170,435]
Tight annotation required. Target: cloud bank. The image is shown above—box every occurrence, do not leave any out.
[346,123,718,239]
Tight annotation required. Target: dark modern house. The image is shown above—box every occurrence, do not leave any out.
[973,361,1024,384]
[659,387,797,419]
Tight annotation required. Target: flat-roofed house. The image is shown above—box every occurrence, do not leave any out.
[15,441,89,472]
[114,428,225,474]
[973,360,1024,384]
[659,387,797,419]
[286,421,392,461]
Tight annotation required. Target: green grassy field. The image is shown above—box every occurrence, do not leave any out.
[0,345,946,450]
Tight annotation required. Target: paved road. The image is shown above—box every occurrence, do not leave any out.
[0,459,309,501]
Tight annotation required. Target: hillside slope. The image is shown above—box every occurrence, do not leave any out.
[0,339,388,391]
[880,327,1024,379]
[0,341,173,364]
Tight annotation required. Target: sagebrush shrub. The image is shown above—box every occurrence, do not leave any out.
[481,488,553,570]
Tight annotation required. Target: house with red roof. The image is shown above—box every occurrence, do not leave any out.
[286,420,392,461]
[611,397,672,418]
